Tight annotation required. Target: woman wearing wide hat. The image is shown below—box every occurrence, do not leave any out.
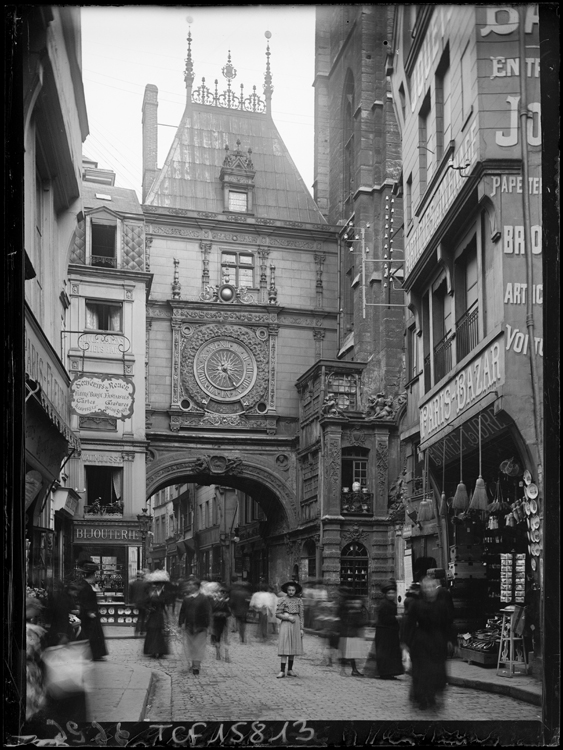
[275,581,304,678]
[143,570,170,659]
[375,580,404,680]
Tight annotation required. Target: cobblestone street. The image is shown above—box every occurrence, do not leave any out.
[103,623,541,725]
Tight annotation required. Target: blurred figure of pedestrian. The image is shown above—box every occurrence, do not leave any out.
[428,568,455,656]
[76,560,108,661]
[229,576,251,644]
[375,580,404,680]
[403,575,449,711]
[210,583,231,661]
[178,578,212,676]
[143,571,169,659]
[338,590,368,677]
[250,584,275,642]
[275,580,304,678]
[25,595,47,727]
[44,578,75,648]
[267,586,280,635]
[129,571,149,637]
[164,578,179,617]
[315,599,340,667]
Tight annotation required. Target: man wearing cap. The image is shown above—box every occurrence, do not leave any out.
[76,560,108,661]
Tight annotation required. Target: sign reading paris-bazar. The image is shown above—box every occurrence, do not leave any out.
[71,373,135,420]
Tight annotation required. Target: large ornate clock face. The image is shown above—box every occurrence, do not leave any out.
[194,338,258,402]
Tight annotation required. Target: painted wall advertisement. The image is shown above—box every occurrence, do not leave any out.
[71,373,135,420]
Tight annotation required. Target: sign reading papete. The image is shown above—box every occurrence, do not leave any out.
[71,373,135,420]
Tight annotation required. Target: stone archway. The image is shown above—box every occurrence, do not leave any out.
[145,449,298,532]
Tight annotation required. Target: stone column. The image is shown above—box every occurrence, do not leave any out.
[321,425,343,591]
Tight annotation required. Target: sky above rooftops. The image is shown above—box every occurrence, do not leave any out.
[81,5,316,201]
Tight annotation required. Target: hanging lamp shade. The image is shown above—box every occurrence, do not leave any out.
[452,425,469,514]
[469,414,489,512]
[418,497,435,522]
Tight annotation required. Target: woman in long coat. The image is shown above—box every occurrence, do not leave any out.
[375,581,404,679]
[275,581,304,678]
[76,562,108,661]
[403,576,449,710]
[178,578,212,676]
[143,580,169,658]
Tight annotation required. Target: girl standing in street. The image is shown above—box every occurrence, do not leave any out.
[275,581,304,678]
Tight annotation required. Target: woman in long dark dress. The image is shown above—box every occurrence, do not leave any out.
[76,562,108,661]
[375,581,404,679]
[143,580,169,658]
[403,576,449,710]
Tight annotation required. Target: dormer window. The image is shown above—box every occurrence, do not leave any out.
[220,140,255,215]
[86,211,121,268]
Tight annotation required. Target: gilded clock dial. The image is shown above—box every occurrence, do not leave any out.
[194,338,257,402]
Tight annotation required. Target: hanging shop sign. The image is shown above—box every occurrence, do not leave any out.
[419,335,505,447]
[74,521,142,543]
[71,373,135,420]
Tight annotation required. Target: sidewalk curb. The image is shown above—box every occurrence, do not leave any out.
[446,674,542,706]
[139,670,157,722]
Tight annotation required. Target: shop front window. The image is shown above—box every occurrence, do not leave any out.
[340,541,368,597]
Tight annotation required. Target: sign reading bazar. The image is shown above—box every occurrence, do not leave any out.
[419,337,505,446]
[71,373,135,420]
[74,521,141,543]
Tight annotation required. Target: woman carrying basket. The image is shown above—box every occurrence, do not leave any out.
[275,581,304,678]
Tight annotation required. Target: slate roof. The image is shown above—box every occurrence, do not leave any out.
[82,181,143,217]
[144,102,327,226]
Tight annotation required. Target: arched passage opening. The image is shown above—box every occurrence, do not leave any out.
[145,453,297,591]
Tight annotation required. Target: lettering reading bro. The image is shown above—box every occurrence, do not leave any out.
[420,342,501,440]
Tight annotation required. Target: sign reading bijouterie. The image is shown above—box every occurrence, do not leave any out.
[74,522,141,542]
[419,336,505,446]
[71,373,135,420]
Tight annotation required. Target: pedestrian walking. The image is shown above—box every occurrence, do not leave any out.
[178,578,212,676]
[275,581,304,678]
[250,584,274,642]
[403,575,450,710]
[228,576,251,643]
[75,560,108,661]
[129,571,149,636]
[210,584,231,661]
[337,589,368,677]
[375,580,404,680]
[164,579,179,616]
[315,599,340,666]
[143,571,170,659]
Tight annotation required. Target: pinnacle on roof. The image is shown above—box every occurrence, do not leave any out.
[184,21,273,115]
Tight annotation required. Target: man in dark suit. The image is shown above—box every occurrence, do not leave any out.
[129,571,149,636]
[76,561,108,661]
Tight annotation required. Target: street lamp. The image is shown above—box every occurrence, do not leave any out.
[136,507,153,569]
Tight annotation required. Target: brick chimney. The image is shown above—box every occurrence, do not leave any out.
[142,84,158,202]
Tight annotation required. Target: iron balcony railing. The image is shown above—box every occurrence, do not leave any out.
[456,304,479,362]
[433,331,454,383]
[84,501,124,516]
[91,255,117,268]
[341,490,373,515]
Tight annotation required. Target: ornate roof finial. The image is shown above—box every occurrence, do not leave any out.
[263,31,273,114]
[184,16,194,97]
[222,51,237,82]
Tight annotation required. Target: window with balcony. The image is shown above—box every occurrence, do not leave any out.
[432,280,454,383]
[221,251,255,288]
[455,239,479,361]
[84,466,123,516]
[91,221,117,268]
[85,301,122,332]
